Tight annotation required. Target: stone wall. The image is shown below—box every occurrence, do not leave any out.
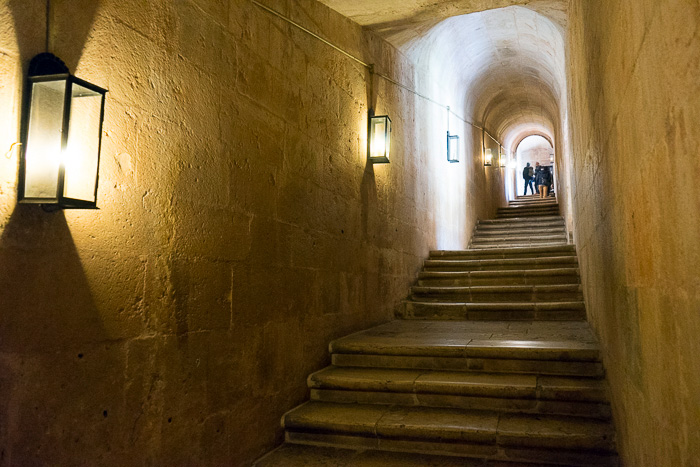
[0,0,497,465]
[566,0,700,464]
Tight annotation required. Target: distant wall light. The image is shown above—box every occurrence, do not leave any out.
[484,148,493,167]
[447,132,459,163]
[368,114,391,164]
[19,53,107,209]
[550,152,555,163]
[499,148,506,167]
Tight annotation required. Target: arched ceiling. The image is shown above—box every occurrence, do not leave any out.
[316,0,567,46]
[318,0,567,155]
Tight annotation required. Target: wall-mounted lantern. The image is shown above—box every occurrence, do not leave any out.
[550,152,555,163]
[447,132,459,163]
[368,114,391,164]
[499,148,507,167]
[19,53,107,209]
[484,148,493,166]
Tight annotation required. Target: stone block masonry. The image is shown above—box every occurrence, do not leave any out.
[0,0,494,466]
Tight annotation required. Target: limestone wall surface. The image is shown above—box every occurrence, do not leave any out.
[0,0,494,465]
[566,0,700,464]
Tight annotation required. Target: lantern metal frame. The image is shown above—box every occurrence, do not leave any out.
[447,132,459,163]
[18,53,107,210]
[368,114,391,164]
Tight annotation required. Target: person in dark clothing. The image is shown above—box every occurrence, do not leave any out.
[522,163,534,195]
[538,166,552,198]
[534,162,542,194]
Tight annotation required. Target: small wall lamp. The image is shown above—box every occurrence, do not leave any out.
[484,148,493,167]
[18,53,107,209]
[447,132,459,163]
[368,114,391,164]
[499,148,507,168]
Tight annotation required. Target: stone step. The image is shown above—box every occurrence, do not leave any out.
[417,268,581,286]
[410,284,583,302]
[472,227,566,237]
[329,321,603,377]
[399,300,587,321]
[430,245,576,260]
[498,206,559,212]
[475,224,565,234]
[469,241,569,250]
[497,212,560,219]
[471,234,568,245]
[478,215,564,225]
[508,201,558,207]
[308,367,611,419]
[283,402,617,466]
[254,444,548,467]
[424,256,579,272]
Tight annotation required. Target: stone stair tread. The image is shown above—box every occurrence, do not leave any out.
[473,231,567,237]
[404,301,585,309]
[419,268,580,278]
[469,242,568,249]
[424,257,578,269]
[478,216,563,224]
[430,245,575,257]
[329,320,599,361]
[310,367,607,403]
[471,236,567,243]
[253,444,497,467]
[412,284,582,293]
[310,366,538,395]
[283,402,615,452]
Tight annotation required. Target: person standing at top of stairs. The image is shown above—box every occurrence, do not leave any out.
[523,162,535,196]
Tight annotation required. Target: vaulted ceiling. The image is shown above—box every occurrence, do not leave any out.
[318,0,568,152]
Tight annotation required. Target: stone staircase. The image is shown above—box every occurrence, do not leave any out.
[257,195,618,466]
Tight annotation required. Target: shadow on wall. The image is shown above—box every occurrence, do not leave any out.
[0,207,104,353]
[8,0,101,72]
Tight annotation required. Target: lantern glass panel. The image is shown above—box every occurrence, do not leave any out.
[24,79,66,199]
[484,148,493,166]
[447,134,459,163]
[63,83,103,202]
[369,116,391,162]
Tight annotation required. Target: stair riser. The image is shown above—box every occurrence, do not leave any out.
[400,309,587,321]
[469,243,568,250]
[424,265,578,273]
[417,276,580,286]
[331,355,604,378]
[310,390,611,420]
[476,223,566,232]
[424,258,579,271]
[285,432,617,466]
[471,237,568,245]
[497,211,560,217]
[400,303,586,321]
[411,291,584,302]
[496,213,560,218]
[472,229,567,237]
[430,252,576,261]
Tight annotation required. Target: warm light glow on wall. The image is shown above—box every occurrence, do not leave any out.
[368,115,391,164]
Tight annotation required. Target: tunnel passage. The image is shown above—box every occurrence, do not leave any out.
[337,3,571,215]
